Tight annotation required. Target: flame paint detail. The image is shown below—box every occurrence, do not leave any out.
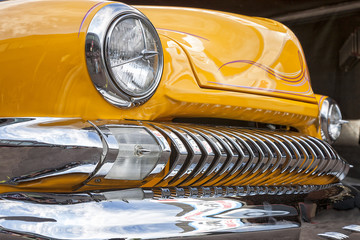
[207,81,314,99]
[212,51,314,98]
[218,51,307,84]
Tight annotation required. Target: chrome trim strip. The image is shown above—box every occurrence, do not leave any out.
[164,125,201,185]
[261,133,289,173]
[229,130,261,175]
[299,136,325,175]
[176,127,215,185]
[274,133,302,173]
[282,135,310,174]
[150,123,188,182]
[292,135,319,174]
[82,123,119,184]
[206,129,245,184]
[142,124,171,177]
[308,136,333,176]
[195,128,238,185]
[182,127,226,184]
[155,184,340,198]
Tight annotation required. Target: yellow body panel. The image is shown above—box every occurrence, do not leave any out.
[0,1,340,193]
[139,6,315,103]
[0,0,321,138]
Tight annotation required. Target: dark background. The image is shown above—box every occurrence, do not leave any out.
[122,0,360,119]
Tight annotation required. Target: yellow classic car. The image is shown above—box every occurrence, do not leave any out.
[0,0,351,239]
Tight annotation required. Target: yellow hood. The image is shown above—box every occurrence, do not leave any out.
[138,6,316,103]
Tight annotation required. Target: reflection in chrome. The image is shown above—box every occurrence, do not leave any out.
[0,118,103,184]
[85,3,163,108]
[318,232,349,240]
[0,190,300,239]
[150,123,188,183]
[319,97,348,144]
[0,117,349,191]
[343,224,360,232]
[150,184,341,199]
[82,123,119,184]
[0,118,171,186]
[150,122,348,186]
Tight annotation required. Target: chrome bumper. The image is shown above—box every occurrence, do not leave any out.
[0,189,303,240]
[0,118,353,239]
[0,117,349,192]
[0,184,349,240]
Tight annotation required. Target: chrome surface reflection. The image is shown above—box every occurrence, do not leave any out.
[85,3,163,108]
[0,118,103,184]
[0,117,349,188]
[0,118,171,186]
[319,97,348,144]
[0,190,300,240]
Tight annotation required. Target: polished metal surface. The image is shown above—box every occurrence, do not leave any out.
[0,118,171,186]
[343,225,360,233]
[148,122,349,187]
[318,232,349,240]
[0,190,300,240]
[83,123,119,181]
[85,3,163,108]
[319,97,348,144]
[151,184,340,198]
[0,117,349,193]
[0,118,103,184]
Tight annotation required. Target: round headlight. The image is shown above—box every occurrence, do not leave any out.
[85,4,163,108]
[319,97,347,143]
[105,14,162,98]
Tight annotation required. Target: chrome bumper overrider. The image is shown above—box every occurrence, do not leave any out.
[0,118,349,190]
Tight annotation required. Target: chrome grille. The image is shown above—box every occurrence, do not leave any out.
[151,184,341,198]
[144,122,349,187]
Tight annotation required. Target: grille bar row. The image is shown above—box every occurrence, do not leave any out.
[144,122,349,188]
[151,184,341,198]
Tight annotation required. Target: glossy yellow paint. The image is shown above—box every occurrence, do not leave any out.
[138,6,316,104]
[0,0,320,138]
[0,1,336,193]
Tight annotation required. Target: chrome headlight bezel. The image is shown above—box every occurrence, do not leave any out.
[319,97,346,144]
[85,3,163,108]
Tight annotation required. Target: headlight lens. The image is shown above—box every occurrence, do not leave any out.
[319,97,347,143]
[85,4,163,108]
[105,15,161,97]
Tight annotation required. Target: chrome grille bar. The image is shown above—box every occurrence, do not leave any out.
[148,122,349,187]
[151,183,342,199]
[1,118,348,195]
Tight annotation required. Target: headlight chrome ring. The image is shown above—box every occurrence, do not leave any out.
[319,97,347,144]
[85,3,163,108]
